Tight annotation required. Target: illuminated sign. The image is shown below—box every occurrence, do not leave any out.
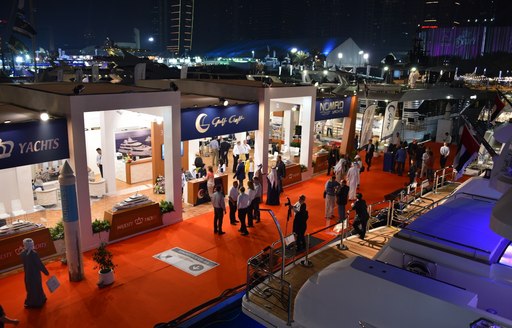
[0,119,69,170]
[315,97,353,121]
[181,103,259,141]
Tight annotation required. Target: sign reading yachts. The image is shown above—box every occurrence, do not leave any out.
[0,119,69,170]
[315,97,352,121]
[181,103,259,141]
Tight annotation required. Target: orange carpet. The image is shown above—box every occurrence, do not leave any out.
[0,143,457,327]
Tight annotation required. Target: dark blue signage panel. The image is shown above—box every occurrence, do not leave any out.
[0,119,69,170]
[181,103,259,141]
[315,96,353,121]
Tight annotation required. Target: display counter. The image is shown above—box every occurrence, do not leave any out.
[313,153,329,173]
[282,163,302,187]
[104,202,162,242]
[0,228,56,272]
[115,157,153,184]
[187,174,228,206]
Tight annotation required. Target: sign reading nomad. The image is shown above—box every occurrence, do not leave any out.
[0,119,69,170]
[181,103,259,141]
[315,97,353,121]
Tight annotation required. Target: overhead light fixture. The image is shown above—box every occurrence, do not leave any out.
[219,98,229,106]
[3,120,11,124]
[40,112,50,121]
[73,84,85,95]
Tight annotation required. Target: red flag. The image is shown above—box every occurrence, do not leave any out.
[453,124,480,180]
[491,94,506,122]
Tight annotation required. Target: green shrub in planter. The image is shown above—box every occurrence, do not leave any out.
[49,221,65,241]
[159,200,175,214]
[92,219,111,234]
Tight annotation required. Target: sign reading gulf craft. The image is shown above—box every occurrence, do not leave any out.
[0,119,69,170]
[181,103,259,141]
[315,96,353,121]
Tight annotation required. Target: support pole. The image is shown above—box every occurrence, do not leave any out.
[59,161,84,282]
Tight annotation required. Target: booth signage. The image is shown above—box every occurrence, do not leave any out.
[181,103,259,141]
[0,119,69,170]
[315,97,352,121]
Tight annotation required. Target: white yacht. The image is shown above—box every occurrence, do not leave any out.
[242,123,512,327]
[112,193,153,212]
[118,137,152,157]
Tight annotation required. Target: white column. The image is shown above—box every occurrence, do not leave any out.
[254,92,270,193]
[100,111,118,195]
[163,103,182,218]
[299,96,315,180]
[283,110,293,148]
[188,140,200,172]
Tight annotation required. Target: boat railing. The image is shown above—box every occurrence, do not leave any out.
[433,166,457,194]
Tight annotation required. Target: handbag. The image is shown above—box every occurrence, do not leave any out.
[46,275,60,293]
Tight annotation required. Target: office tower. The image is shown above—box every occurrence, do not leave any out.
[154,0,194,55]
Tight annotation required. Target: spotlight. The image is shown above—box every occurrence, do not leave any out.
[169,82,179,91]
[40,112,50,121]
[73,84,85,95]
[219,98,229,106]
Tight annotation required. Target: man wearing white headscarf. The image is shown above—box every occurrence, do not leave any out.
[266,167,280,205]
[20,238,50,308]
[334,154,347,182]
[346,162,360,201]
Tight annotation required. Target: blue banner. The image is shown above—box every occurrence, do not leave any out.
[181,103,259,141]
[315,97,353,121]
[0,119,69,170]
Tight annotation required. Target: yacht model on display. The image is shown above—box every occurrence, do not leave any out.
[242,123,512,327]
[118,137,152,157]
[112,192,153,212]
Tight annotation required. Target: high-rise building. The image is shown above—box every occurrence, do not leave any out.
[154,0,194,56]
[422,0,462,28]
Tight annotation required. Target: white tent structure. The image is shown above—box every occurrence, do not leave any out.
[326,38,364,69]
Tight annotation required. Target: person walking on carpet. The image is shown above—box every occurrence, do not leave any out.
[346,162,360,201]
[266,167,280,205]
[20,238,50,308]
[351,193,369,240]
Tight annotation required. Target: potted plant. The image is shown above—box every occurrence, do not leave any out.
[159,200,175,214]
[92,218,111,242]
[49,220,66,260]
[92,242,116,288]
[154,175,165,194]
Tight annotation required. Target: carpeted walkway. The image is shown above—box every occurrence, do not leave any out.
[0,143,457,327]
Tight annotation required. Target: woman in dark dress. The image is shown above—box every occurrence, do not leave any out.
[20,238,49,308]
[266,167,280,205]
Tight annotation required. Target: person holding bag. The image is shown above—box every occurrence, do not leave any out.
[20,238,50,308]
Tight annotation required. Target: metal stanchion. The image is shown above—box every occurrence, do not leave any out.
[337,210,349,250]
[300,235,313,267]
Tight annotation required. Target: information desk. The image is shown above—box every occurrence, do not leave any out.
[115,157,153,184]
[282,163,302,187]
[313,153,329,173]
[104,202,162,242]
[0,228,56,272]
[187,174,228,206]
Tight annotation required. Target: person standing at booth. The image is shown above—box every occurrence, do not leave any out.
[336,180,349,222]
[439,142,450,168]
[234,159,246,189]
[220,138,230,168]
[228,181,239,225]
[276,155,286,194]
[96,148,103,178]
[266,167,280,205]
[365,139,375,171]
[237,187,250,236]
[210,137,220,167]
[20,238,49,308]
[205,166,215,197]
[232,140,243,172]
[211,185,226,235]
[351,193,369,240]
